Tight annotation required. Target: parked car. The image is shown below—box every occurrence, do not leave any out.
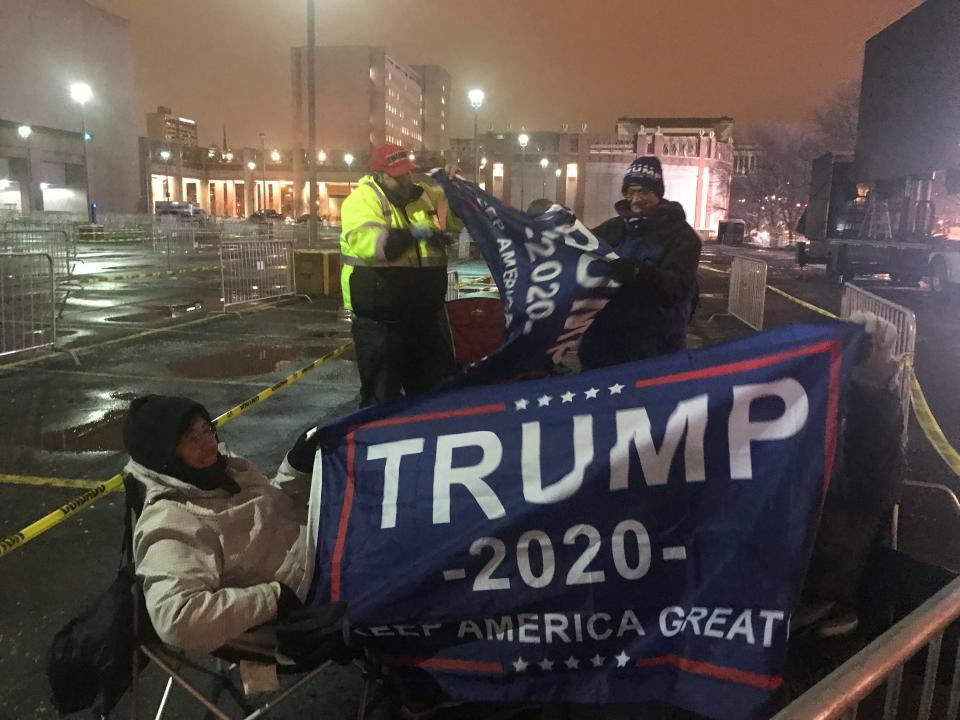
[249,209,283,222]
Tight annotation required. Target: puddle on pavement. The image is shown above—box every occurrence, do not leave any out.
[37,409,126,454]
[106,300,205,323]
[166,344,355,379]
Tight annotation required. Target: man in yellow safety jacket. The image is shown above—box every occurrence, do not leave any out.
[340,144,464,406]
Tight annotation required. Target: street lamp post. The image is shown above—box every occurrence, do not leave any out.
[69,82,93,221]
[539,158,549,197]
[17,125,34,213]
[259,132,267,212]
[344,153,354,191]
[518,133,529,210]
[159,150,172,200]
[468,89,485,183]
[306,0,319,244]
[555,166,562,199]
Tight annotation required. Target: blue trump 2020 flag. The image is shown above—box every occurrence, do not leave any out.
[432,171,620,381]
[305,321,865,719]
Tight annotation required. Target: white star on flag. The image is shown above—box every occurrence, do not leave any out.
[537,395,552,407]
[590,654,605,668]
[512,657,528,672]
[564,656,580,670]
[608,383,624,395]
[615,651,630,668]
[584,387,600,399]
[560,391,576,404]
[538,658,554,671]
[514,398,529,410]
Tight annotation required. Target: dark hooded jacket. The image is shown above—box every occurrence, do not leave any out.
[579,199,702,368]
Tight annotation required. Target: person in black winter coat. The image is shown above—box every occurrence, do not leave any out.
[578,156,702,369]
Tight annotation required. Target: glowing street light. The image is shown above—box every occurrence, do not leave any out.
[17,125,32,140]
[318,149,327,163]
[539,158,549,169]
[555,167,562,177]
[69,82,92,105]
[344,153,355,190]
[159,150,171,162]
[247,161,257,171]
[409,153,416,162]
[271,149,281,162]
[518,133,530,209]
[468,88,485,183]
[69,82,93,220]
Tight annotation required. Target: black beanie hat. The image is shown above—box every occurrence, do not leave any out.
[122,395,211,475]
[621,156,665,197]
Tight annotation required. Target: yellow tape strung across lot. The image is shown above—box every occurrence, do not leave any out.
[727,272,960,479]
[910,373,960,477]
[0,342,352,559]
[0,473,104,489]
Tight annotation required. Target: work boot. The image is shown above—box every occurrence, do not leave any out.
[815,607,859,638]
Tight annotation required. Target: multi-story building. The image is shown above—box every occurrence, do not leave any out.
[290,45,450,160]
[617,116,735,144]
[141,138,366,221]
[0,0,140,213]
[146,106,199,147]
[450,124,733,233]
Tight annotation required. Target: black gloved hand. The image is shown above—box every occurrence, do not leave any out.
[275,601,355,666]
[608,258,639,285]
[286,427,320,473]
[384,229,416,260]
[271,582,304,621]
[425,231,449,249]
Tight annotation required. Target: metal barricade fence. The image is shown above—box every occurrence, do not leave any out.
[840,283,916,427]
[0,229,74,280]
[0,252,56,357]
[446,270,460,301]
[219,239,296,310]
[774,572,960,720]
[727,255,768,330]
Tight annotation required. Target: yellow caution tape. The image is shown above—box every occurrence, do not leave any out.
[910,373,960,477]
[0,474,104,489]
[701,260,959,477]
[766,285,839,320]
[0,342,352,559]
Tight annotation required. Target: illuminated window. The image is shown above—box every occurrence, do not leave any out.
[493,163,504,178]
[566,163,578,179]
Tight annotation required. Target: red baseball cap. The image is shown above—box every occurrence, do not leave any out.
[370,143,416,177]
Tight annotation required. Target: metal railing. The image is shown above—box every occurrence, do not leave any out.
[0,252,56,357]
[0,229,74,280]
[446,269,460,302]
[727,255,768,330]
[774,573,960,720]
[219,239,296,310]
[840,283,917,428]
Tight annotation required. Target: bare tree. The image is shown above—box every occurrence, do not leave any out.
[813,80,860,152]
[733,124,823,241]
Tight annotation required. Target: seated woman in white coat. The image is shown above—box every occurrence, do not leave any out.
[122,394,344,664]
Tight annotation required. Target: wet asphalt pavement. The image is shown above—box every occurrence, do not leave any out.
[1,238,958,718]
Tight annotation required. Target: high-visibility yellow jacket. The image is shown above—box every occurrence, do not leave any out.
[339,175,462,318]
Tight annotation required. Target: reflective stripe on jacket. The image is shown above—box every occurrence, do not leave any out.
[339,175,461,313]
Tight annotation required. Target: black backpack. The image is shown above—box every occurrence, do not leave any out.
[47,477,155,716]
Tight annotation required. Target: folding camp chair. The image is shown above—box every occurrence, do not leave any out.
[122,475,350,720]
[444,297,505,368]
